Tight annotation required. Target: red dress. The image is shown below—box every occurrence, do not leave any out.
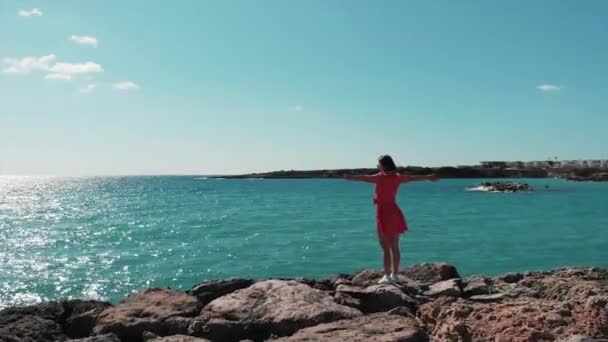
[372,172,408,237]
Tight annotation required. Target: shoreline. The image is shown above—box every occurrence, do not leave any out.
[211,167,608,181]
[2,263,607,342]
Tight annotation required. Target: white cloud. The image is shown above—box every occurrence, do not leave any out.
[18,8,43,17]
[2,55,102,81]
[112,81,139,90]
[2,54,56,74]
[50,62,103,75]
[45,73,72,80]
[290,105,304,111]
[70,35,98,47]
[537,84,560,92]
[79,84,96,93]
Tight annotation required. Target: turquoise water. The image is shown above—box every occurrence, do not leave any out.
[1,176,607,308]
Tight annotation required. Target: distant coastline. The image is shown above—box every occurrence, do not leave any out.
[214,165,608,180]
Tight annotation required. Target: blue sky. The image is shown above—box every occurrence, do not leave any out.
[1,1,607,175]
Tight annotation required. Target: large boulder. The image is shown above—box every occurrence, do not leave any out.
[92,288,201,341]
[189,278,254,306]
[188,280,361,341]
[274,313,428,342]
[335,284,417,313]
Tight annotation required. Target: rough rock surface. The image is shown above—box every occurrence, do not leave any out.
[424,278,462,298]
[401,263,461,283]
[463,276,492,297]
[1,264,606,342]
[0,314,66,342]
[189,278,254,306]
[188,280,361,341]
[143,334,210,342]
[92,288,201,341]
[65,300,113,338]
[274,313,429,342]
[68,334,122,342]
[335,284,417,313]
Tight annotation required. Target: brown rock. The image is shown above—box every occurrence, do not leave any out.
[92,288,201,341]
[498,272,524,283]
[333,291,361,309]
[0,301,65,322]
[64,300,113,338]
[418,296,608,341]
[469,293,509,303]
[68,334,121,342]
[351,269,384,286]
[188,280,361,341]
[144,335,210,342]
[557,335,608,342]
[335,284,417,313]
[274,313,428,342]
[189,278,253,306]
[424,278,462,298]
[402,263,460,283]
[0,314,66,342]
[463,276,492,297]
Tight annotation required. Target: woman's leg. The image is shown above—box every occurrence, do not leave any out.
[378,233,392,275]
[389,235,401,275]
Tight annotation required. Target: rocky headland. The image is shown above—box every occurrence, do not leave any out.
[1,263,607,342]
[215,167,548,179]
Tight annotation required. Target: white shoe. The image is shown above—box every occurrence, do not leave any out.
[389,274,399,283]
[378,275,392,284]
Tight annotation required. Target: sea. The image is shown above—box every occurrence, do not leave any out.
[1,176,607,308]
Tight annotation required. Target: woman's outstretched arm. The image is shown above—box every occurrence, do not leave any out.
[398,174,440,183]
[344,174,379,183]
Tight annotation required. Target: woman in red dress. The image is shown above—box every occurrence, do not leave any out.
[345,155,439,284]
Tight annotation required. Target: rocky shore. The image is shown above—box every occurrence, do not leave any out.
[473,181,532,192]
[2,263,607,342]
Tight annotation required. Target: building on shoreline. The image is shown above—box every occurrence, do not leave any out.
[480,159,608,170]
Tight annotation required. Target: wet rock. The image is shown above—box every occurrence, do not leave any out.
[476,181,532,192]
[189,278,254,306]
[188,280,361,341]
[335,284,417,313]
[424,278,462,298]
[92,288,201,341]
[274,313,428,342]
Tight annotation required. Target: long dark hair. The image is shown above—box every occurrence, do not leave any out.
[378,155,398,173]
